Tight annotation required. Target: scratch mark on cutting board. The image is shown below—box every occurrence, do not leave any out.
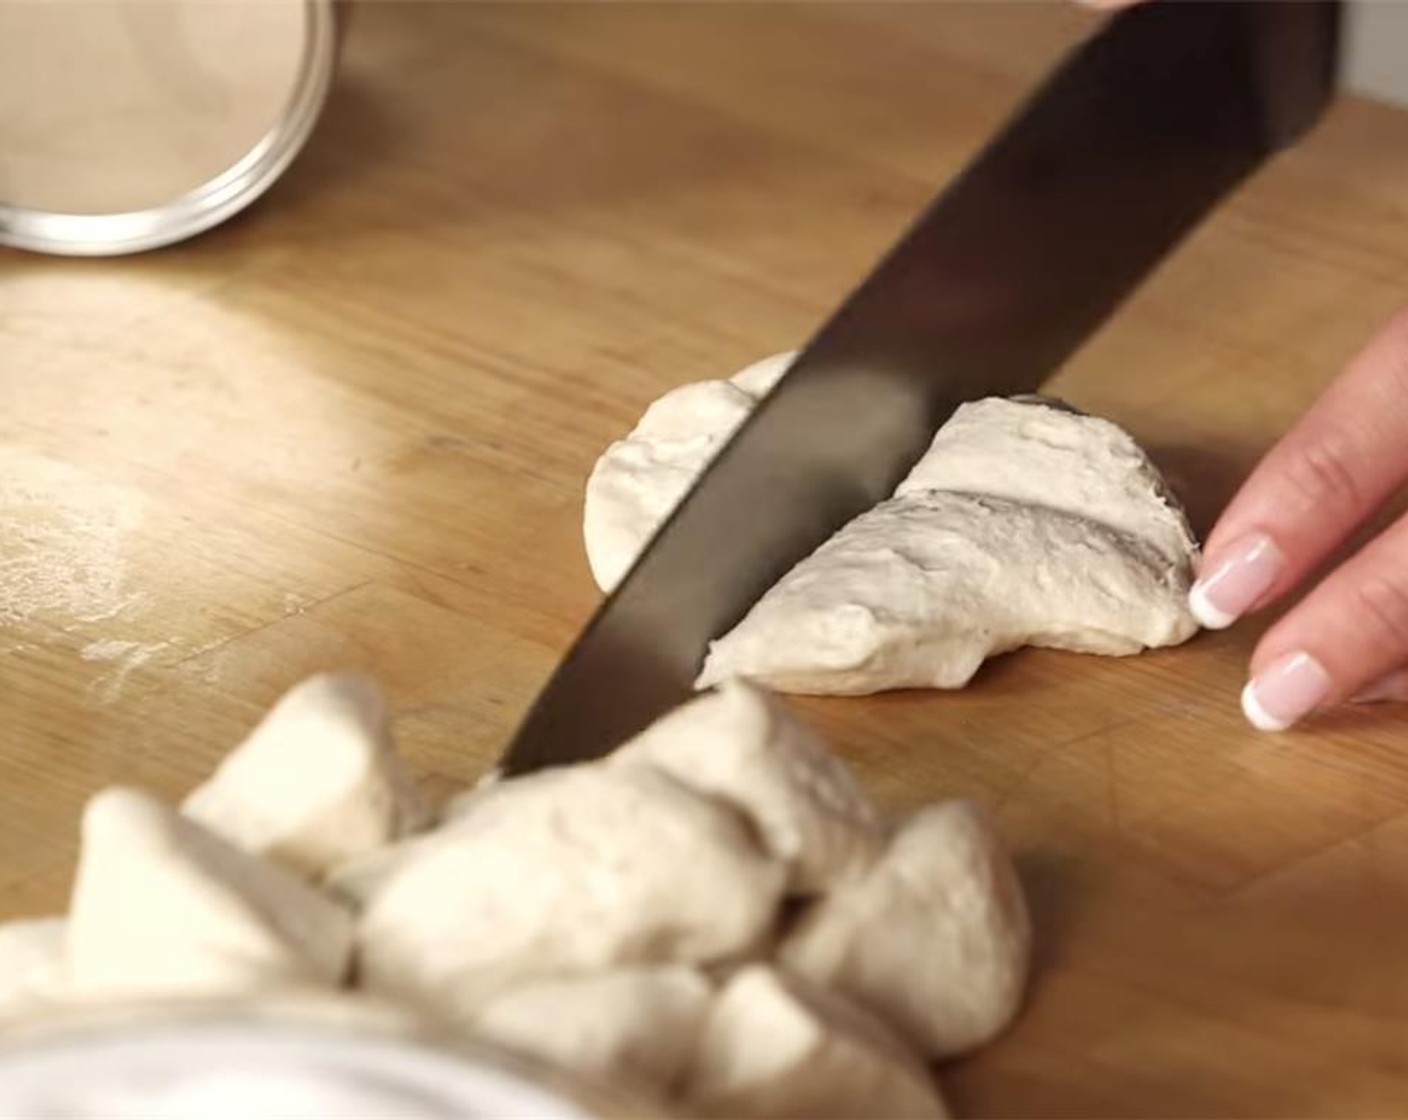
[1105,738,1123,836]
[991,718,1139,814]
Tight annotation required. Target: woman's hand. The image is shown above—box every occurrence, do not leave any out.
[1190,310,1408,730]
[1071,0,1401,732]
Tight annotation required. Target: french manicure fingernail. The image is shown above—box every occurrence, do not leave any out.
[1241,652,1333,732]
[1351,669,1408,705]
[1188,533,1286,630]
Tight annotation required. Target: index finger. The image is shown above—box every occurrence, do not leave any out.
[1190,308,1408,629]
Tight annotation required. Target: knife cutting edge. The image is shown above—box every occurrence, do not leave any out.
[502,0,1341,775]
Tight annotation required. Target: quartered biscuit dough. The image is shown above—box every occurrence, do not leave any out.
[585,358,1198,695]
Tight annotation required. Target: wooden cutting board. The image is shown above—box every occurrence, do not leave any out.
[6,3,1408,1113]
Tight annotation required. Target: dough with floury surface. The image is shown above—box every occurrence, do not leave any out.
[68,788,354,999]
[470,968,712,1100]
[699,392,1198,694]
[587,361,1198,695]
[0,917,67,1015]
[609,679,883,893]
[583,352,793,591]
[779,801,1030,1059]
[322,833,432,911]
[684,965,948,1119]
[699,489,1196,694]
[895,396,1197,570]
[357,765,785,1010]
[0,671,1033,1118]
[183,674,431,880]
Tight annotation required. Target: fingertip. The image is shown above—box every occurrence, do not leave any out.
[1187,533,1286,631]
[1241,679,1292,732]
[1188,582,1237,630]
[1241,651,1333,732]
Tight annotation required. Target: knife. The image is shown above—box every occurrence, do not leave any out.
[502,0,1340,775]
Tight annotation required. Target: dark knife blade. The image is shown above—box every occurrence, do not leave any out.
[502,0,1340,774]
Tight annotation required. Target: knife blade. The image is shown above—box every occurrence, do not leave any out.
[502,0,1340,775]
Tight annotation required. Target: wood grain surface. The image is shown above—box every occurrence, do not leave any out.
[6,3,1408,1114]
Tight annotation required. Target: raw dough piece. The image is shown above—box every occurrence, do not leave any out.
[322,835,432,912]
[584,352,794,591]
[685,965,947,1119]
[610,680,882,892]
[779,801,1029,1059]
[590,362,1199,695]
[471,968,712,1097]
[358,766,785,1009]
[0,917,66,1015]
[727,352,796,398]
[699,490,1196,695]
[895,396,1196,569]
[184,674,430,879]
[69,787,354,998]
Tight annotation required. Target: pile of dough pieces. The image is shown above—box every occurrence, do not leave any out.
[0,673,1031,1119]
[585,353,1200,695]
